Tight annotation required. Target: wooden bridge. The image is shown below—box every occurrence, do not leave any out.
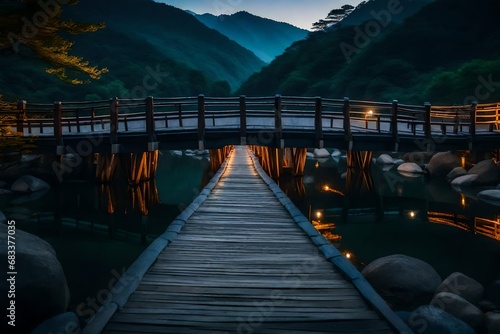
[81,146,411,334]
[2,96,500,154]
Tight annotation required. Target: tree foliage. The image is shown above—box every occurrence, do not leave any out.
[0,0,108,84]
[312,5,355,31]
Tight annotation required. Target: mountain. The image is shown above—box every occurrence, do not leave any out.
[0,0,264,102]
[336,0,436,28]
[193,11,308,63]
[238,0,500,105]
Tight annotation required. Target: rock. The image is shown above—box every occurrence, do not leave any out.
[377,154,394,164]
[331,149,342,157]
[0,211,6,224]
[451,174,479,187]
[497,184,500,190]
[313,148,330,158]
[397,163,424,175]
[447,167,467,181]
[306,152,315,159]
[0,189,13,195]
[393,159,405,165]
[431,292,485,328]
[10,175,50,193]
[427,152,461,178]
[485,312,500,334]
[477,190,500,206]
[361,254,442,310]
[435,272,485,305]
[467,159,500,186]
[408,305,475,334]
[30,312,80,334]
[0,227,69,333]
[20,154,41,163]
[404,151,435,164]
[341,172,347,180]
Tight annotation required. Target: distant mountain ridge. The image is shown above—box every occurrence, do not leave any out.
[192,11,309,63]
[0,0,265,102]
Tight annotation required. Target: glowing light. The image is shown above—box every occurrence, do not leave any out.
[316,211,322,219]
[367,110,374,117]
[409,211,416,219]
[324,185,330,191]
[461,195,466,208]
[315,161,320,168]
[461,156,466,168]
[345,252,352,259]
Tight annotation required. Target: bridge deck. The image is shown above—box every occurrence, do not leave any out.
[100,146,404,333]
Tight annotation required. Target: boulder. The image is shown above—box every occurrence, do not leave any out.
[0,189,13,195]
[361,254,442,310]
[397,163,424,175]
[10,175,50,193]
[451,174,479,187]
[306,152,315,159]
[497,184,500,190]
[427,152,461,178]
[477,190,500,206]
[446,167,467,182]
[313,148,330,158]
[30,312,80,334]
[485,312,500,334]
[377,154,394,164]
[0,227,69,333]
[393,159,405,165]
[408,305,475,334]
[435,272,484,305]
[431,292,484,328]
[331,149,342,157]
[403,151,435,164]
[467,159,500,186]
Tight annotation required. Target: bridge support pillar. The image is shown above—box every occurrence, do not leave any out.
[347,151,373,170]
[209,146,231,173]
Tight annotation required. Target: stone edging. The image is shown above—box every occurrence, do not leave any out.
[247,147,412,334]
[82,150,232,334]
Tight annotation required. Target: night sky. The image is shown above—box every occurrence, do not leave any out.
[156,0,364,30]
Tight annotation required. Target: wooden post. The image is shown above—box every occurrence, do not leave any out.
[391,100,399,149]
[146,96,156,141]
[343,97,352,149]
[198,94,205,150]
[240,95,247,145]
[470,101,477,140]
[315,97,323,147]
[54,101,62,142]
[110,98,119,145]
[16,100,26,133]
[424,102,431,139]
[274,94,283,148]
[177,103,183,127]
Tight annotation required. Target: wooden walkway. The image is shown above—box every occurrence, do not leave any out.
[92,146,410,333]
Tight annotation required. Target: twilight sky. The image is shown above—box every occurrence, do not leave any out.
[156,0,364,30]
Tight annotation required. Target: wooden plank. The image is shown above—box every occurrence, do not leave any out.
[100,146,398,334]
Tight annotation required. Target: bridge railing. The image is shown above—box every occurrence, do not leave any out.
[6,96,499,148]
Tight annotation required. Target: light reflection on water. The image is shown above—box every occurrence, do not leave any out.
[279,155,500,291]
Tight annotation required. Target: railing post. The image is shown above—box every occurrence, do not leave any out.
[470,101,477,140]
[17,100,26,134]
[343,97,352,149]
[110,98,119,150]
[391,100,399,151]
[240,95,247,145]
[198,94,205,150]
[424,102,431,139]
[145,96,156,142]
[274,94,283,148]
[54,101,62,141]
[315,96,323,148]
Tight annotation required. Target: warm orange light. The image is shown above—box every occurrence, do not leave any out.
[409,211,416,219]
[345,252,352,259]
[315,161,320,168]
[316,211,322,219]
[324,185,330,191]
[461,156,466,168]
[461,195,466,208]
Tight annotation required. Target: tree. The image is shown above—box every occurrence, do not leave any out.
[312,4,355,31]
[0,0,108,84]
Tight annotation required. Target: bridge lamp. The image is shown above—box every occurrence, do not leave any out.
[409,211,416,219]
[367,110,374,117]
[316,211,322,219]
[345,252,352,259]
[323,185,330,191]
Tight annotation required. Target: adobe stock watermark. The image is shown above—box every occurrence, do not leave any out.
[340,0,409,63]
[213,0,243,17]
[464,74,500,105]
[8,0,71,53]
